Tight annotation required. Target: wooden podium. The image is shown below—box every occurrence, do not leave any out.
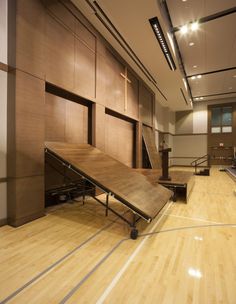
[159,148,171,181]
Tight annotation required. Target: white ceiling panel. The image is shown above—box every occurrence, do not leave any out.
[166,0,236,27]
[176,13,236,75]
[190,70,236,97]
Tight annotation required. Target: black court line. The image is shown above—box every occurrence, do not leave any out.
[58,222,236,303]
[0,210,127,304]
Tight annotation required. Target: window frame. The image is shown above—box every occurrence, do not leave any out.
[210,105,233,134]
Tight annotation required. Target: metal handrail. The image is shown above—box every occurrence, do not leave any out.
[190,154,210,174]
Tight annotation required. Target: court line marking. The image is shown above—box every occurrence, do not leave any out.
[59,202,173,303]
[2,200,235,304]
[165,213,223,224]
[96,221,236,304]
[0,211,124,304]
[94,201,173,304]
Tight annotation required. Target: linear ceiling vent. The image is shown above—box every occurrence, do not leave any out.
[149,17,176,71]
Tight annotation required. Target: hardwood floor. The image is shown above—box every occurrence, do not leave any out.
[0,167,235,304]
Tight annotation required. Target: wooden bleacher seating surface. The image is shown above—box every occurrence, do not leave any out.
[45,142,172,220]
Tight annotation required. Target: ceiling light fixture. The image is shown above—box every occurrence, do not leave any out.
[200,97,204,100]
[180,25,188,34]
[189,42,195,46]
[191,76,196,80]
[149,17,176,71]
[193,65,197,68]
[191,22,199,31]
[197,75,202,78]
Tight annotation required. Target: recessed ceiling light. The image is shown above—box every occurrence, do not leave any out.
[191,76,196,80]
[189,42,195,46]
[182,0,187,2]
[180,25,188,34]
[200,97,204,100]
[197,75,202,79]
[195,97,199,100]
[191,22,199,31]
[193,65,197,68]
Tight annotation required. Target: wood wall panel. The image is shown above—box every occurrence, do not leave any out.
[92,103,106,151]
[105,114,134,167]
[16,0,45,79]
[45,12,75,91]
[65,101,88,144]
[45,93,66,142]
[9,70,45,178]
[127,69,139,120]
[75,38,96,99]
[97,47,125,112]
[8,176,44,226]
[77,20,96,51]
[139,83,154,126]
[44,0,75,32]
[45,93,89,144]
[7,70,45,226]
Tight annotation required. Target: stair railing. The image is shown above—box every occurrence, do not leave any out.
[190,154,210,174]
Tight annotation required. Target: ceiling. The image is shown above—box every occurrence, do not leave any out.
[72,0,236,111]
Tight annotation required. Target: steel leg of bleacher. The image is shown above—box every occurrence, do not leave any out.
[82,178,85,205]
[105,194,109,216]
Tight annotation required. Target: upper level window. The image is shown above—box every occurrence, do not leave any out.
[211,106,232,133]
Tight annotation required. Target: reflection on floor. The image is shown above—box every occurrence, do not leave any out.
[0,166,235,304]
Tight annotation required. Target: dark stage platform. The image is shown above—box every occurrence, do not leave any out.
[226,167,236,182]
[135,169,195,203]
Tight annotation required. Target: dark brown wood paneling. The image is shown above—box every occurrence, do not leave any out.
[139,83,154,126]
[105,113,134,167]
[44,0,75,31]
[16,0,45,79]
[97,45,125,111]
[45,11,75,91]
[92,103,106,151]
[77,19,96,52]
[127,69,139,120]
[8,70,45,178]
[75,21,96,99]
[65,100,88,144]
[45,92,89,144]
[45,93,66,142]
[8,175,44,226]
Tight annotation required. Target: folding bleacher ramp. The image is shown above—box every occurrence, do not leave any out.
[142,126,161,169]
[45,142,172,239]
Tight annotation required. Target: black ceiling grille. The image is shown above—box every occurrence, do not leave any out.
[149,16,176,71]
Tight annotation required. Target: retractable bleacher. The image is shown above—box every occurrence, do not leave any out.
[45,142,172,239]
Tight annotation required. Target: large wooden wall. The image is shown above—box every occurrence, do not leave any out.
[7,0,155,226]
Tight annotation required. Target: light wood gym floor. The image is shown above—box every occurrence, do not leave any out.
[0,167,235,304]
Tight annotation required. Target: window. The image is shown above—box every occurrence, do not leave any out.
[211,106,232,133]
